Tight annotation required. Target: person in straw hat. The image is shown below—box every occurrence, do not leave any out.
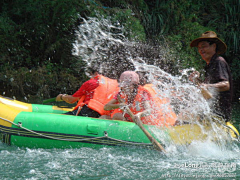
[189,31,233,122]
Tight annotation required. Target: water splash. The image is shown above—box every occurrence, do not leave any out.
[72,16,175,79]
[72,16,131,78]
[72,16,240,154]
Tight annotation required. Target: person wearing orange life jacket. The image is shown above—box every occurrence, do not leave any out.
[136,70,177,126]
[104,71,160,125]
[56,66,119,118]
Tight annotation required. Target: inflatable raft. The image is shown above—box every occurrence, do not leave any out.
[0,96,239,149]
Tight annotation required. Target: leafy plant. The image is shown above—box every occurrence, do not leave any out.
[1,0,239,102]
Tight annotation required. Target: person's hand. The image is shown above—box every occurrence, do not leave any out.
[199,83,212,99]
[133,112,144,126]
[117,96,127,109]
[56,94,64,102]
[189,71,200,83]
[135,112,143,119]
[119,103,126,108]
[200,83,208,88]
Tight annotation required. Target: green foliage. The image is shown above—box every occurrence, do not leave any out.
[0,66,83,101]
[200,0,240,55]
[0,0,91,99]
[107,8,146,41]
[0,0,239,101]
[231,57,240,78]
[0,0,87,69]
[137,0,239,79]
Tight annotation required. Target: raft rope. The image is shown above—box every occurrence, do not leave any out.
[0,117,152,146]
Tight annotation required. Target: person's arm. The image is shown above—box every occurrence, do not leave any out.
[202,81,230,92]
[56,94,79,104]
[56,78,98,104]
[188,71,213,99]
[104,99,125,111]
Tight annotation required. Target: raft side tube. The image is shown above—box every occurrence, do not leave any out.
[0,96,32,112]
[4,111,156,148]
[0,95,73,114]
[31,104,73,114]
[0,103,21,127]
[12,112,152,142]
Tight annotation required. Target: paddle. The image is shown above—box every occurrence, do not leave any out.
[189,72,212,99]
[117,96,166,153]
[197,82,213,100]
[42,97,56,104]
[192,77,212,99]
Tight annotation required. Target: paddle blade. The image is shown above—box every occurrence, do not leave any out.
[42,97,56,104]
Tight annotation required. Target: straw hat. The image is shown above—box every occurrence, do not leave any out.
[190,31,227,54]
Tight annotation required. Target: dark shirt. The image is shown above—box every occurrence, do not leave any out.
[204,54,233,121]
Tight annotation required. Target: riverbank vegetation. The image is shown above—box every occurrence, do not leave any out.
[1,0,239,102]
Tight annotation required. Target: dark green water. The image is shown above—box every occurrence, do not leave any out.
[1,104,240,180]
[0,143,239,179]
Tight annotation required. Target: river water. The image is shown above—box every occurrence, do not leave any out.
[1,16,240,179]
[0,125,239,179]
[1,104,240,179]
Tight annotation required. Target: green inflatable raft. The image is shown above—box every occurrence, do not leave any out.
[0,96,239,149]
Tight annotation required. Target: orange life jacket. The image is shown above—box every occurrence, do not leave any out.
[126,86,153,124]
[112,86,155,125]
[112,85,176,126]
[73,75,119,115]
[143,84,177,126]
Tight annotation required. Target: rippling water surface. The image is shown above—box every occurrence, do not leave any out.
[1,138,239,179]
